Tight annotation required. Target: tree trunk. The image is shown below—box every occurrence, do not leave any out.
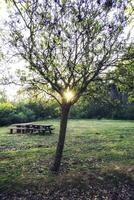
[50,103,71,173]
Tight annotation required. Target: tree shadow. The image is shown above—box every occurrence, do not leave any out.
[0,170,133,200]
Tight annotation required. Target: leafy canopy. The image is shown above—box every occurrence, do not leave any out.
[6,0,130,105]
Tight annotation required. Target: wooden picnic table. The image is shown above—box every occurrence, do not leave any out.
[10,123,54,134]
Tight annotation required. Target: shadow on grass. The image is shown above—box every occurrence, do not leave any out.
[0,170,134,200]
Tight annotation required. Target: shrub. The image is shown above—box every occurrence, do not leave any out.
[0,102,15,125]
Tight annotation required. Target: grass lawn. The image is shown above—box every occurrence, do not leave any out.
[0,119,134,199]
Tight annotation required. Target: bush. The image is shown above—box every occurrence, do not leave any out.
[0,102,15,126]
[0,100,59,126]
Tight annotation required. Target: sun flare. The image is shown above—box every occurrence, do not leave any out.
[63,88,75,102]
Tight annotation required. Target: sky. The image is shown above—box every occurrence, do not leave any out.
[0,1,26,101]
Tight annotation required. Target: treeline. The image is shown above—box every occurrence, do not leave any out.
[71,98,134,120]
[0,101,59,126]
[0,97,134,126]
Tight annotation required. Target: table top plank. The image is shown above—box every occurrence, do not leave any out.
[10,123,53,128]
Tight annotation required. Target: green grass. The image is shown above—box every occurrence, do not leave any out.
[0,119,134,193]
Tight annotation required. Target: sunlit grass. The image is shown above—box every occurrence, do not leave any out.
[0,119,134,192]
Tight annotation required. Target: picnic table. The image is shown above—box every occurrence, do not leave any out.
[9,123,54,134]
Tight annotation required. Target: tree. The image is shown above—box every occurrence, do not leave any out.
[111,44,134,102]
[5,0,131,172]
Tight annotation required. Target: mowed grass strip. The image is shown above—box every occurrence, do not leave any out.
[0,119,134,192]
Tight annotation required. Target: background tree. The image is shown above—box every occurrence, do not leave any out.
[5,0,131,172]
[110,44,134,102]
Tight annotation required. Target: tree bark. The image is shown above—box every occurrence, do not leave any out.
[50,103,71,173]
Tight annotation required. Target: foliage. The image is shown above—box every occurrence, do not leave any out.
[0,90,134,126]
[71,97,134,120]
[0,100,59,126]
[5,0,130,105]
[70,78,134,120]
[25,100,60,119]
[0,102,15,125]
[109,44,134,102]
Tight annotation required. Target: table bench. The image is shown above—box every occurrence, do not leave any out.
[9,123,54,135]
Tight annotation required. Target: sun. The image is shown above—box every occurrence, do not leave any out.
[63,88,75,103]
